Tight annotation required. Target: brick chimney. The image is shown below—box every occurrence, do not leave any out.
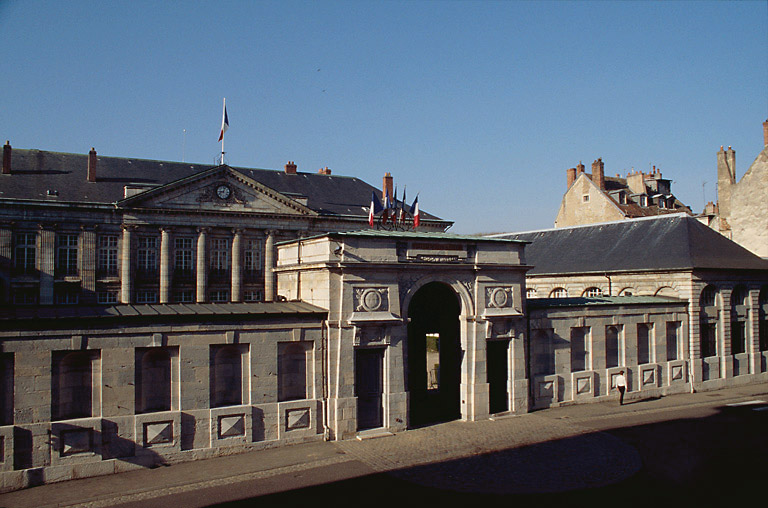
[318,166,331,175]
[383,172,393,200]
[284,161,297,174]
[87,147,97,182]
[2,141,10,175]
[591,158,605,190]
[763,119,768,147]
[577,162,585,175]
[566,167,577,188]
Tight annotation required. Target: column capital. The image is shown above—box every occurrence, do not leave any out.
[232,228,244,235]
[121,224,138,232]
[197,226,210,234]
[38,222,58,231]
[159,226,173,233]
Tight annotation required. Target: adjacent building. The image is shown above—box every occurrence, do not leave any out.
[700,121,768,258]
[554,157,692,229]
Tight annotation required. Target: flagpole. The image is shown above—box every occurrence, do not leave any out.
[220,98,225,165]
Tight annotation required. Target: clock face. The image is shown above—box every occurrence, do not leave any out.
[216,185,231,200]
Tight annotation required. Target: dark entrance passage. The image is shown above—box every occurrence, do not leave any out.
[407,282,461,427]
[355,348,384,430]
[487,340,509,414]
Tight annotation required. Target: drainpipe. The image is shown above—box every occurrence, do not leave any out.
[322,319,330,440]
[604,273,612,296]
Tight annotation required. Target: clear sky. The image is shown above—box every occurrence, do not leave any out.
[1,0,766,234]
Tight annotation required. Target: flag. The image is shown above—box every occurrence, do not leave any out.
[399,187,407,223]
[391,186,398,224]
[368,191,383,226]
[411,195,420,227]
[218,99,229,142]
[382,189,391,224]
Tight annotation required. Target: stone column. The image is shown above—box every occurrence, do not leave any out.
[721,290,733,379]
[121,225,133,304]
[748,287,761,375]
[264,231,275,302]
[159,228,172,303]
[38,225,55,305]
[80,226,96,303]
[231,229,242,302]
[196,227,208,303]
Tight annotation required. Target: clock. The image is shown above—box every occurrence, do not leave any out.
[216,185,231,200]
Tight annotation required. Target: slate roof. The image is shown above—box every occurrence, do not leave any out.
[588,174,692,218]
[492,214,768,274]
[0,301,328,330]
[0,148,442,220]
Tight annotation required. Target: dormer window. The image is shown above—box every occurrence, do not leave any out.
[639,195,648,207]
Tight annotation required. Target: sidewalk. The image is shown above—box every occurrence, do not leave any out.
[1,382,766,507]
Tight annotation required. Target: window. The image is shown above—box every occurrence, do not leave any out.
[571,327,591,372]
[532,329,555,376]
[640,195,648,207]
[55,284,79,304]
[549,287,567,298]
[210,345,247,407]
[278,342,311,401]
[606,325,623,368]
[731,286,748,355]
[582,287,603,297]
[14,233,36,274]
[700,285,719,358]
[0,353,13,425]
[526,288,537,299]
[760,286,768,352]
[244,289,263,302]
[97,290,118,304]
[57,233,79,277]
[618,288,634,296]
[97,235,118,277]
[12,287,37,305]
[582,194,590,203]
[52,351,97,420]
[210,238,230,275]
[637,323,652,365]
[244,239,262,281]
[174,290,194,303]
[701,323,717,358]
[209,290,229,302]
[174,237,194,276]
[136,348,173,413]
[666,321,681,361]
[137,237,158,278]
[136,290,158,304]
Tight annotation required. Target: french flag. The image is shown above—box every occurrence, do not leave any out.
[411,195,420,227]
[368,192,383,226]
[218,99,229,142]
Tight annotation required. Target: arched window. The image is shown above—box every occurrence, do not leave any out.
[637,323,652,365]
[700,285,719,358]
[210,345,244,408]
[549,288,567,298]
[136,348,172,413]
[655,286,678,298]
[53,351,93,420]
[606,326,622,368]
[279,343,310,401]
[731,286,748,355]
[526,288,537,299]
[618,288,634,297]
[582,287,603,297]
[532,329,555,376]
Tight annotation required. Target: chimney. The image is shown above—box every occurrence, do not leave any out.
[566,167,577,188]
[2,141,11,175]
[318,166,331,175]
[383,172,393,200]
[591,158,605,190]
[87,147,97,182]
[763,119,768,147]
[284,161,297,174]
[577,162,585,174]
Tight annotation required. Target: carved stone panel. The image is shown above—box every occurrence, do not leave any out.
[486,286,514,309]
[355,288,389,313]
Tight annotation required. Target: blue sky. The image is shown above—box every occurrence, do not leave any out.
[1,0,766,234]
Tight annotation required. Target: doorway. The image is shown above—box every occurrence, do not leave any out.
[407,282,461,427]
[355,348,384,430]
[487,340,509,414]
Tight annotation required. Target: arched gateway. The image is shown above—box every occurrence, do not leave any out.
[275,230,530,440]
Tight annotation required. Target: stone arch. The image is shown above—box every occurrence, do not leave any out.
[402,274,473,321]
[582,287,603,297]
[405,279,463,427]
[618,287,635,296]
[549,287,568,298]
[654,286,678,298]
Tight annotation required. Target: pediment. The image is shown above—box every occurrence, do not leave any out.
[117,165,316,216]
